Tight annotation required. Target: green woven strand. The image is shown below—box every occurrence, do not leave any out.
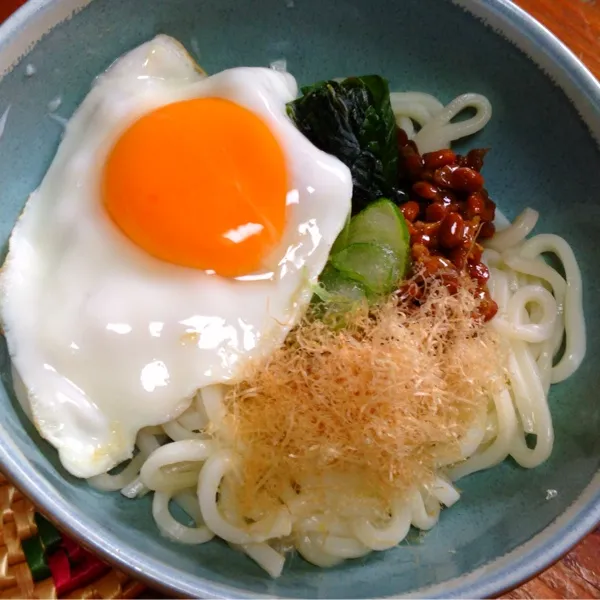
[22,535,51,581]
[35,513,62,552]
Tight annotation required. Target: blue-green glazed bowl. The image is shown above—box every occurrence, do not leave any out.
[0,1,598,597]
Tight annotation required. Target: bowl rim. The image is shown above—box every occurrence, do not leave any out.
[0,0,599,598]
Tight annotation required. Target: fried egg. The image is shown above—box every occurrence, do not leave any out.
[0,36,352,478]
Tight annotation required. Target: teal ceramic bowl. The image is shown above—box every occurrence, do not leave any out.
[0,1,599,597]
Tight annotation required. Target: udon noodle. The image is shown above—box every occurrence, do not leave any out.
[87,92,585,577]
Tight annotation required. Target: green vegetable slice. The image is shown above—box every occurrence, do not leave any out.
[331,211,351,255]
[315,264,367,302]
[331,242,400,295]
[313,264,368,325]
[347,198,411,277]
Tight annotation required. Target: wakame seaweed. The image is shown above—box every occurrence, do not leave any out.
[287,75,399,214]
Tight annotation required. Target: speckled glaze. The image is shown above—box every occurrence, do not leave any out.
[0,0,598,598]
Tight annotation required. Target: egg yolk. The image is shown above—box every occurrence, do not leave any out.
[102,97,288,277]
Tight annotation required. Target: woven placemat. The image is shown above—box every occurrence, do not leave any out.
[0,473,147,599]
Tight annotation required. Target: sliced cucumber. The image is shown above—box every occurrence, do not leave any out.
[313,199,410,319]
[331,211,352,255]
[313,264,368,324]
[331,242,400,295]
[316,264,368,303]
[347,198,410,277]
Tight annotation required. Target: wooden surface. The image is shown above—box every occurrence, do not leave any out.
[514,0,600,79]
[1,0,599,598]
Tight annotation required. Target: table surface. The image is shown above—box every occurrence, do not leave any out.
[1,0,599,598]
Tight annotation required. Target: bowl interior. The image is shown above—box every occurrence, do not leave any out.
[0,0,599,598]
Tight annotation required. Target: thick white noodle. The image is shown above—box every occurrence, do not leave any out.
[173,489,204,522]
[449,388,518,480]
[351,497,412,551]
[409,489,440,530]
[507,346,537,433]
[436,404,487,468]
[390,92,445,123]
[499,252,567,395]
[140,439,214,492]
[178,407,209,431]
[518,234,585,382]
[390,92,445,137]
[230,543,286,578]
[429,477,461,507]
[89,427,162,492]
[295,533,344,568]
[412,94,492,153]
[398,116,415,139]
[120,478,149,499]
[321,536,372,559]
[197,450,292,545]
[479,212,585,469]
[390,92,491,151]
[136,428,163,453]
[162,419,209,442]
[491,285,557,344]
[152,490,214,544]
[507,340,554,467]
[293,513,349,537]
[87,453,146,492]
[485,208,539,252]
[117,428,163,498]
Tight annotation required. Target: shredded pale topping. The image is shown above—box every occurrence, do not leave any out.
[223,278,507,517]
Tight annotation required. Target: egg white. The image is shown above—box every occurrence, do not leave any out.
[0,35,352,478]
